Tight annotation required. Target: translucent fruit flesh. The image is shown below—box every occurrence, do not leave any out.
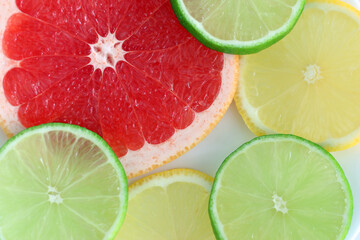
[0,124,128,240]
[236,0,360,150]
[210,135,353,240]
[116,169,215,240]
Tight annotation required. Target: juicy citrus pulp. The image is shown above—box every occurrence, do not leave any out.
[0,123,128,240]
[116,169,215,240]
[170,0,306,54]
[0,0,238,178]
[236,0,360,151]
[209,135,353,240]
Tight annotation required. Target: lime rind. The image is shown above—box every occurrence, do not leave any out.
[209,134,353,240]
[0,123,128,240]
[170,0,306,54]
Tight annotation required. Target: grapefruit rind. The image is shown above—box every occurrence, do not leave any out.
[235,0,360,152]
[170,0,306,54]
[0,0,24,137]
[209,134,353,240]
[0,122,129,240]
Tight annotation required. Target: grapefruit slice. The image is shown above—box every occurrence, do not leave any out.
[0,0,238,178]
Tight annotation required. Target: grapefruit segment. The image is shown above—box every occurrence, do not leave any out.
[0,0,238,177]
[126,38,223,112]
[16,0,99,43]
[18,66,94,127]
[55,68,103,136]
[81,0,109,37]
[117,62,196,145]
[3,13,90,60]
[115,0,166,40]
[122,2,192,51]
[4,56,90,106]
[3,68,37,106]
[109,0,131,34]
[99,67,144,157]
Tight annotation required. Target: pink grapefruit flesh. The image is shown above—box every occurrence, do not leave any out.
[0,0,238,178]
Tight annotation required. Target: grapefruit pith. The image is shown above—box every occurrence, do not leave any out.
[0,0,238,178]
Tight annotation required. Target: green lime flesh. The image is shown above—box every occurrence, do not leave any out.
[170,0,306,54]
[0,123,128,240]
[209,135,353,240]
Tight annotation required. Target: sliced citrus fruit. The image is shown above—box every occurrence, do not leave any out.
[209,135,353,240]
[116,169,215,240]
[170,0,306,54]
[0,0,238,178]
[0,123,128,240]
[236,0,360,151]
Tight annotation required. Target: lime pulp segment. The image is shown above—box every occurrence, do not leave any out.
[209,135,353,240]
[0,123,128,240]
[170,0,306,54]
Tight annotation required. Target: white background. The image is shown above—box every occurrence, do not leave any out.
[1,0,360,239]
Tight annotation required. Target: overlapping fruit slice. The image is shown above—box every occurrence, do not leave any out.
[0,0,238,177]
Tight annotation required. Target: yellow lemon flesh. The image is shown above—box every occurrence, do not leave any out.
[116,169,215,240]
[236,0,360,151]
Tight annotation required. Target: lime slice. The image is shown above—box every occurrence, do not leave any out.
[116,169,215,240]
[0,123,128,240]
[209,135,353,240]
[170,0,306,54]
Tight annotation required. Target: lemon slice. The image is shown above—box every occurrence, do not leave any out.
[209,135,353,240]
[235,0,360,151]
[115,169,215,240]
